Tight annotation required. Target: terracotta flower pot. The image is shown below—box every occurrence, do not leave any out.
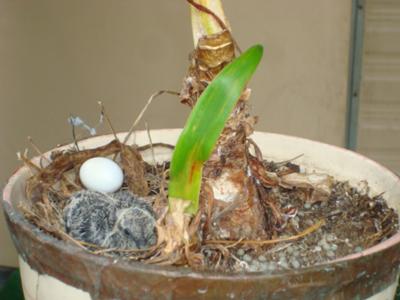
[3,129,400,300]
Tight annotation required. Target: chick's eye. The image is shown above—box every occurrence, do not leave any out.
[123,228,131,236]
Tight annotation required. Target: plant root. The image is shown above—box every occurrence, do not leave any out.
[204,219,325,247]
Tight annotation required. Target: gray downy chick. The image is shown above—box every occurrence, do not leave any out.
[64,190,118,246]
[104,206,157,249]
[63,190,157,249]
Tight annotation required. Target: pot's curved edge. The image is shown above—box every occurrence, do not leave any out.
[4,194,400,300]
[252,131,400,261]
[2,130,400,300]
[253,131,400,193]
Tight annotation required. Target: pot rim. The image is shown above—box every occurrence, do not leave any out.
[3,129,400,279]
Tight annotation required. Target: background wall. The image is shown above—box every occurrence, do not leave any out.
[0,0,352,267]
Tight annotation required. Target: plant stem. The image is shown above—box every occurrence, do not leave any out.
[180,0,268,241]
[168,45,263,215]
[189,0,230,46]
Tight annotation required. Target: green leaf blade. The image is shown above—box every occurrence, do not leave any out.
[169,44,264,214]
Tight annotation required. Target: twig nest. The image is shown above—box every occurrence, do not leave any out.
[79,157,123,193]
[63,190,157,249]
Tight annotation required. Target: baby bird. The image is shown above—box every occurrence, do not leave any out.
[63,190,156,250]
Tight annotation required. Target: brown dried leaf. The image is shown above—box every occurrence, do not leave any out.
[120,145,149,196]
[280,172,334,200]
[188,210,202,241]
[248,155,279,186]
[185,243,204,268]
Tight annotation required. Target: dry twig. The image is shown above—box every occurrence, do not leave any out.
[205,219,325,246]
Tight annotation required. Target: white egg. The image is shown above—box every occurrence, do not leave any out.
[79,157,124,193]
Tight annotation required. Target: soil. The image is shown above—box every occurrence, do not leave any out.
[198,157,399,272]
[231,180,398,272]
[20,143,399,273]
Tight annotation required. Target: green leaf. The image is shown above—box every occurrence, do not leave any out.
[168,44,264,214]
